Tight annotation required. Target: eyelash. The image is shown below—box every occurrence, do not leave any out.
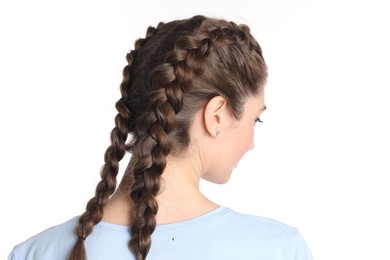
[255,117,263,124]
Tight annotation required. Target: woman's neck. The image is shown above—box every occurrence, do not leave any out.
[102,156,218,226]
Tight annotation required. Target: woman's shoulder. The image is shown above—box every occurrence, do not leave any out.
[8,216,79,260]
[150,207,314,259]
[155,206,300,238]
[219,208,314,259]
[222,207,299,235]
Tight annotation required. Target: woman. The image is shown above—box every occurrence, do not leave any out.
[8,15,313,260]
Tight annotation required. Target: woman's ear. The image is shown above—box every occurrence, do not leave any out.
[203,96,228,138]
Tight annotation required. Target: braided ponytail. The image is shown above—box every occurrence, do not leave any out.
[68,25,160,260]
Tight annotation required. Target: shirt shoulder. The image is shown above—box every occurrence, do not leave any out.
[149,207,314,260]
[225,210,313,260]
[8,217,79,260]
[221,209,314,259]
[221,208,300,238]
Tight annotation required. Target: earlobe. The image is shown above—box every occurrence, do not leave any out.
[203,96,227,137]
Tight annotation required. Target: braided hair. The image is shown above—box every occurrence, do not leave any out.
[69,15,267,260]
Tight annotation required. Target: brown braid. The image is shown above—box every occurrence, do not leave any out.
[127,17,207,259]
[69,15,267,260]
[68,25,161,260]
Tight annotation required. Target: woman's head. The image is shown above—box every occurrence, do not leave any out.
[69,15,267,260]
[126,15,267,155]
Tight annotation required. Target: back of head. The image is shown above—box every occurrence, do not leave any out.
[69,15,267,260]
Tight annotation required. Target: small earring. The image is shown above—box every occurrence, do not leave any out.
[215,130,220,137]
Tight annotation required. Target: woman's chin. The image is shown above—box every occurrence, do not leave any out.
[201,172,233,185]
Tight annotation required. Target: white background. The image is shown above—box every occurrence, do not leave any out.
[1,0,389,259]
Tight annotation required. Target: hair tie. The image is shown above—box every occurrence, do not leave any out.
[78,236,86,241]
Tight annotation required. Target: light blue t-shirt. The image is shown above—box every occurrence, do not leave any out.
[8,207,314,259]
